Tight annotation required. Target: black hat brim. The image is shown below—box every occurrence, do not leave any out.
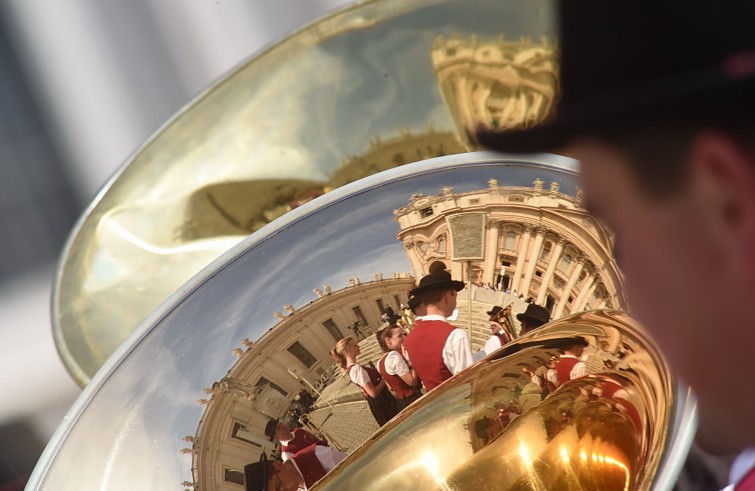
[409,279,465,298]
[477,72,755,155]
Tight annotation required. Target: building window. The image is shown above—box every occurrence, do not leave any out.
[231,422,262,447]
[504,231,517,250]
[468,198,479,205]
[376,298,385,314]
[394,295,402,308]
[419,207,434,218]
[535,270,542,278]
[352,306,368,326]
[322,319,342,341]
[256,377,287,397]
[288,342,317,368]
[224,468,245,485]
[540,241,552,261]
[558,254,573,273]
[437,236,446,253]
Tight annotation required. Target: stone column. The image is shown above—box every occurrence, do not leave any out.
[403,240,426,281]
[572,273,598,314]
[484,220,501,285]
[520,228,545,299]
[536,237,565,305]
[553,257,585,318]
[510,226,532,294]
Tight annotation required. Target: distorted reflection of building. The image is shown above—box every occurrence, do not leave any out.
[329,126,465,187]
[394,177,625,322]
[432,34,558,148]
[190,275,414,490]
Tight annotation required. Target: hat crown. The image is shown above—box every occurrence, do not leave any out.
[559,0,755,109]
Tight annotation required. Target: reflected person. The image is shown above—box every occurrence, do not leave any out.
[516,303,550,335]
[244,443,347,491]
[377,325,423,410]
[403,261,472,391]
[264,419,328,462]
[555,337,589,387]
[331,337,398,426]
[474,305,512,361]
[478,2,755,487]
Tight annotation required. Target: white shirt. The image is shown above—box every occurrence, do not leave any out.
[483,334,505,356]
[411,314,473,375]
[722,448,755,491]
[347,363,370,387]
[383,350,410,376]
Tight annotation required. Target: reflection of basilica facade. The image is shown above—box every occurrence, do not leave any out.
[432,35,558,148]
[395,178,625,318]
[190,276,414,490]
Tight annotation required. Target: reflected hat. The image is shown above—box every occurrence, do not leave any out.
[409,261,465,297]
[557,336,590,349]
[516,304,551,326]
[476,0,755,154]
[486,306,504,321]
[244,456,274,491]
[263,419,279,441]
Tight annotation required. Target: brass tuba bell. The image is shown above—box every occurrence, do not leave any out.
[36,1,696,490]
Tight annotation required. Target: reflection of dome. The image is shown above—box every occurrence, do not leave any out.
[395,178,624,319]
[432,35,559,149]
[190,275,414,490]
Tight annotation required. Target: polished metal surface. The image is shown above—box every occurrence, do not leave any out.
[30,154,695,490]
[52,0,560,385]
[317,310,682,491]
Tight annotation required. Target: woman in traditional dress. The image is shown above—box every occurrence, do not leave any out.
[377,325,422,411]
[331,336,397,426]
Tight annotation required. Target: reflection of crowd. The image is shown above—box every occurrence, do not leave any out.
[244,262,643,490]
[245,417,346,491]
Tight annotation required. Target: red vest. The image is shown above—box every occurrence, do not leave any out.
[282,428,326,456]
[378,352,415,399]
[292,444,327,488]
[403,319,456,391]
[556,356,581,386]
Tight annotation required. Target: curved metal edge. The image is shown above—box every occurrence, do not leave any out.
[651,384,699,491]
[31,150,577,489]
[49,0,395,387]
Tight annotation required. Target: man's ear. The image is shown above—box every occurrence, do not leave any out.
[690,132,755,277]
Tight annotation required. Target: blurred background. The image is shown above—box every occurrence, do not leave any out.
[0,1,352,488]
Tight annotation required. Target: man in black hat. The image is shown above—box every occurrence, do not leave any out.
[474,306,512,361]
[553,336,589,387]
[403,261,473,391]
[516,304,551,335]
[244,444,347,491]
[264,419,327,462]
[477,0,755,486]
